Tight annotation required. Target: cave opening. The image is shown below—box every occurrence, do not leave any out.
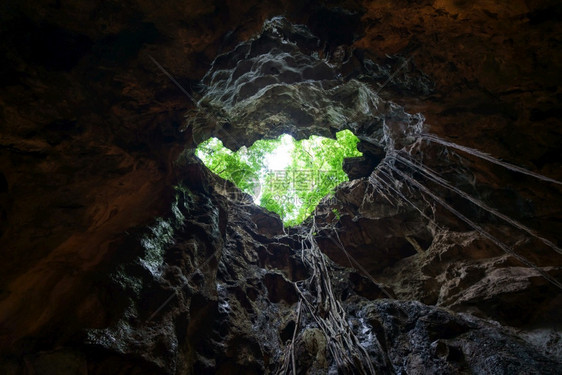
[195,129,362,225]
[184,15,562,292]
[173,14,562,374]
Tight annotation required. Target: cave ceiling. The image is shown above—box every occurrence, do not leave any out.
[0,0,561,374]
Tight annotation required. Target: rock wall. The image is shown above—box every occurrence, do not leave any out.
[1,0,561,374]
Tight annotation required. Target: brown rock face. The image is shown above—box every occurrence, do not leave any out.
[1,1,561,374]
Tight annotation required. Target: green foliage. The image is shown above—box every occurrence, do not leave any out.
[331,208,341,221]
[195,130,362,226]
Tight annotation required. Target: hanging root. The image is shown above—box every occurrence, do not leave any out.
[326,228,395,300]
[277,219,380,374]
[277,300,302,375]
[374,166,442,230]
[394,152,562,257]
[380,157,562,291]
[421,133,562,185]
[148,54,198,106]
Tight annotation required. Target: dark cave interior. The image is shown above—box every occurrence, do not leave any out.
[1,1,562,374]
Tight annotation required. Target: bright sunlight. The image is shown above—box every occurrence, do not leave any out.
[195,130,362,226]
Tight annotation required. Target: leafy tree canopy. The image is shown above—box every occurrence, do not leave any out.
[195,130,362,226]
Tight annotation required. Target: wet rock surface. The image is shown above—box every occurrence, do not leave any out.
[1,0,562,374]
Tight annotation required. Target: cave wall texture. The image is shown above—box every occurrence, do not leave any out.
[1,0,562,374]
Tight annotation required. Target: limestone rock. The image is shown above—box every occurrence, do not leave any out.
[1,1,561,374]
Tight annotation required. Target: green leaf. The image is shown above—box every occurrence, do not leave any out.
[195,130,362,226]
